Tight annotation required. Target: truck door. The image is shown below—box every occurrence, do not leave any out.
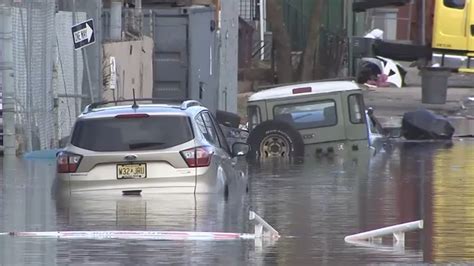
[342,92,368,141]
[433,0,468,51]
[467,0,474,51]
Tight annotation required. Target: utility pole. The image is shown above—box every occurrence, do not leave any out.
[0,5,16,155]
[72,0,80,116]
[421,0,426,46]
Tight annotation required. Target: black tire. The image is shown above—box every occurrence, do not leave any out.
[216,110,241,128]
[246,120,304,160]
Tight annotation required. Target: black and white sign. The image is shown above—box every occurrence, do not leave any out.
[71,19,95,50]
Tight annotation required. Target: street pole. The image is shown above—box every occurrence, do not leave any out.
[0,5,16,155]
[346,0,355,77]
[421,0,426,46]
[83,49,94,103]
[72,0,79,116]
[259,0,265,61]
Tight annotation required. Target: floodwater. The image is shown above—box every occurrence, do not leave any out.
[1,140,474,265]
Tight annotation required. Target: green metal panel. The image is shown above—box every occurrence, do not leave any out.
[281,0,345,50]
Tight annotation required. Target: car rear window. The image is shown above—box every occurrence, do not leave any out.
[71,115,194,151]
[273,100,337,130]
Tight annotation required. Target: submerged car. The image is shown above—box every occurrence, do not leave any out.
[246,80,382,160]
[56,99,250,196]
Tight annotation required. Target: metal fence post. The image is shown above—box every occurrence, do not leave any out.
[1,5,16,155]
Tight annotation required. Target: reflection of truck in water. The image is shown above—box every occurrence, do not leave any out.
[354,0,474,79]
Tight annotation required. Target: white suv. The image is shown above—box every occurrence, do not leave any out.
[57,99,249,196]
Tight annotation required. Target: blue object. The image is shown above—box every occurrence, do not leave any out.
[23,149,62,160]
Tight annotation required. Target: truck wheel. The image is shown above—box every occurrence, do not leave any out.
[247,120,304,160]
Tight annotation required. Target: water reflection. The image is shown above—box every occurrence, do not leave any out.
[424,141,474,264]
[1,140,474,264]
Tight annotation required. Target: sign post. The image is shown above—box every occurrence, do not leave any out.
[71,19,95,102]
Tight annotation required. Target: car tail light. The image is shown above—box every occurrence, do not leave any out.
[115,114,150,119]
[180,146,213,167]
[292,87,312,94]
[57,151,82,173]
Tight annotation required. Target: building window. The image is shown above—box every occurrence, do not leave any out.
[444,0,465,9]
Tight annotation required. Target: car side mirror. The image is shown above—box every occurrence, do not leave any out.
[232,142,250,157]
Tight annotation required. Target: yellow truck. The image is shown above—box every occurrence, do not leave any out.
[432,0,474,72]
[354,0,474,73]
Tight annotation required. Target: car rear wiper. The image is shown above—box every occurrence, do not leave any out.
[129,142,165,150]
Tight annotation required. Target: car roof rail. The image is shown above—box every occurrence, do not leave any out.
[82,98,186,113]
[180,100,202,110]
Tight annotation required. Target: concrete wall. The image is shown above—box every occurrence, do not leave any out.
[217,0,239,113]
[102,36,154,101]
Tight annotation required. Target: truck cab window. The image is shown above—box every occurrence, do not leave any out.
[247,106,261,130]
[273,101,338,130]
[444,0,465,9]
[348,94,365,124]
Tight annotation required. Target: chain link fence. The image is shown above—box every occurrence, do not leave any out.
[0,0,102,154]
[11,1,56,152]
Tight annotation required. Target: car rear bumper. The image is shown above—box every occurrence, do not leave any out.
[57,167,219,194]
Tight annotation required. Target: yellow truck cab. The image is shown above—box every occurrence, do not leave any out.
[245,80,382,160]
[432,0,474,71]
[353,0,474,74]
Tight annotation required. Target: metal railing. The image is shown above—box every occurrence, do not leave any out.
[344,220,423,246]
[2,210,281,242]
[249,211,280,238]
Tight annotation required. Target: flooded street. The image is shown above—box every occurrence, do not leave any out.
[1,140,474,265]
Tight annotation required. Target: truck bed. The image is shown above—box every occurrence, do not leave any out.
[372,40,432,61]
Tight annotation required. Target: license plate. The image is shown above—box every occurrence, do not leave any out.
[117,164,147,179]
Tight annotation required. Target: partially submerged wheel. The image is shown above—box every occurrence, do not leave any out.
[247,120,304,160]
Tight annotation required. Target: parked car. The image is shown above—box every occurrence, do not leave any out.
[56,99,250,196]
[245,80,383,160]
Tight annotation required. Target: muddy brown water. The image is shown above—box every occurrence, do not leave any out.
[1,140,474,265]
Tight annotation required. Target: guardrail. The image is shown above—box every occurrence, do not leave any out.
[1,210,280,242]
[344,220,423,246]
[249,211,280,239]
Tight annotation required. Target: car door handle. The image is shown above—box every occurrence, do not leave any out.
[471,25,474,36]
